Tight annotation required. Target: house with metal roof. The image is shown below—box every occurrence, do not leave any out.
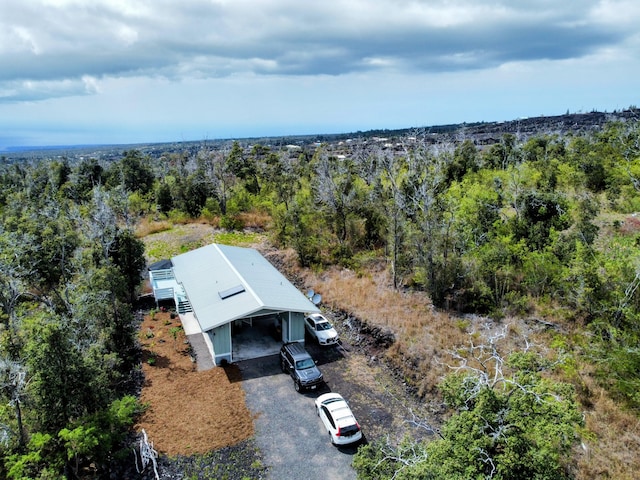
[149,243,319,366]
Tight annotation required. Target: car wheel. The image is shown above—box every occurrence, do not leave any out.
[280,358,286,373]
[329,431,335,444]
[294,380,301,392]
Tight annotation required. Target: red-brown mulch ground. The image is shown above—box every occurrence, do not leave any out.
[135,310,254,456]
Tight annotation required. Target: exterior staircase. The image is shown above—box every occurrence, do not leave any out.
[175,285,193,314]
[149,267,193,314]
[177,298,193,314]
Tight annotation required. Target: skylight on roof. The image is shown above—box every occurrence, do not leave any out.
[218,284,245,300]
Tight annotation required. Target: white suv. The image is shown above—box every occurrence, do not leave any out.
[315,392,362,446]
[304,313,339,345]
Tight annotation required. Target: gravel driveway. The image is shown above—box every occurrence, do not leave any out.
[239,353,359,480]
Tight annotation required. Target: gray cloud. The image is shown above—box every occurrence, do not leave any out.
[0,0,637,102]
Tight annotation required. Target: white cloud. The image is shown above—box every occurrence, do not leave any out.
[590,0,640,26]
[9,26,41,54]
[115,24,139,46]
[0,77,99,102]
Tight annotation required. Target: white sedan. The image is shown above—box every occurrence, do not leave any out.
[304,313,339,345]
[315,392,362,446]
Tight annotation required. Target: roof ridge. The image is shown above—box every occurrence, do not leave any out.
[213,243,263,308]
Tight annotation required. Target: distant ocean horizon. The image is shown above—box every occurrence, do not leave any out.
[1,144,108,153]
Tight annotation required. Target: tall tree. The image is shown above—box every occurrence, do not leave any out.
[227,141,260,194]
[26,320,94,433]
[106,150,154,195]
[378,145,411,289]
[195,147,236,215]
[402,138,453,304]
[155,181,173,214]
[69,157,104,202]
[109,229,146,304]
[314,149,359,246]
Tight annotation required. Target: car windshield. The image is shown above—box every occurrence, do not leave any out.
[316,321,332,331]
[296,358,315,369]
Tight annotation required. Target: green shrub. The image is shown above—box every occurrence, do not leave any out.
[5,433,64,480]
[220,214,243,231]
[353,352,583,480]
[58,396,144,476]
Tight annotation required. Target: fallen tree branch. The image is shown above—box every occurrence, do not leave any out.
[134,429,159,480]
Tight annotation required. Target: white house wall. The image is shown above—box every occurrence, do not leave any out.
[209,323,232,365]
[289,311,305,342]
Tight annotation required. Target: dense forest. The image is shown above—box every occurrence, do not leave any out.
[0,111,639,478]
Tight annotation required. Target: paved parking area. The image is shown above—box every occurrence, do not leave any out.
[238,354,358,480]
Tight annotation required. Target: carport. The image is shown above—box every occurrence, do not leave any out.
[231,314,282,361]
[152,243,320,366]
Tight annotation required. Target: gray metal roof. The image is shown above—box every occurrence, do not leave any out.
[170,243,319,331]
[148,258,173,271]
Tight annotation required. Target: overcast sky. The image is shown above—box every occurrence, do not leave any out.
[1,0,639,149]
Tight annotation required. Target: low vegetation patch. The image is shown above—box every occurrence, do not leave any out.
[140,222,265,263]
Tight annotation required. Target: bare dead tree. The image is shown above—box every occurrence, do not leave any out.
[314,148,359,244]
[477,447,497,478]
[0,261,28,335]
[372,434,431,480]
[403,409,443,439]
[399,133,457,302]
[361,324,576,479]
[446,324,511,392]
[63,278,110,353]
[617,121,640,192]
[612,265,640,328]
[0,357,29,448]
[0,229,48,340]
[444,323,568,408]
[378,145,410,289]
[86,187,118,263]
[196,146,237,215]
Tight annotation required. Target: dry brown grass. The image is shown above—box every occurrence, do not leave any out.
[136,216,223,240]
[135,218,173,238]
[291,260,536,397]
[293,263,464,397]
[620,215,640,235]
[572,369,640,479]
[136,310,254,455]
[237,210,271,229]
